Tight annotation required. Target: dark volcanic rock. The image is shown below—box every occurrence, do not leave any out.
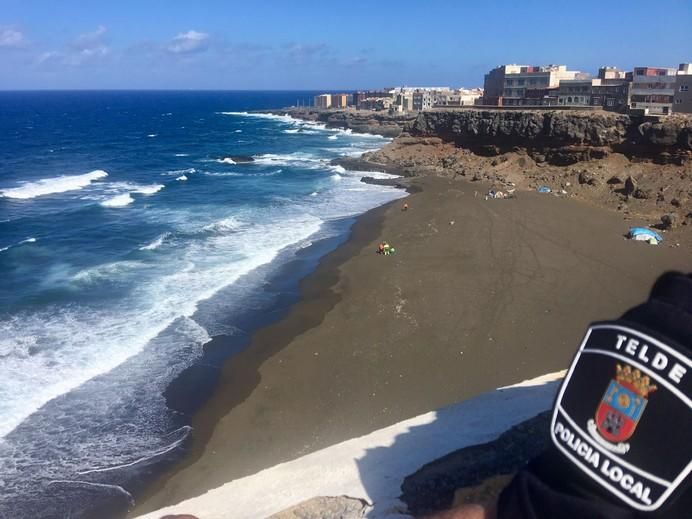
[623,175,638,196]
[400,412,551,517]
[231,155,254,163]
[633,187,651,200]
[578,170,598,185]
[407,110,692,163]
[660,213,679,229]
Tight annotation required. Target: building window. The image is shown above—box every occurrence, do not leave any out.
[681,85,690,92]
[518,79,525,86]
[506,79,514,86]
[607,99,614,106]
[676,99,683,104]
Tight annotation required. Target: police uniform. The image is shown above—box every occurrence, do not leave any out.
[497,272,692,518]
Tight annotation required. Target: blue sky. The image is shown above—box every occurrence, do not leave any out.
[1,0,690,90]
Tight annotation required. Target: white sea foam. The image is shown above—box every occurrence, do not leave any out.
[134,184,164,195]
[283,129,300,134]
[174,153,189,157]
[331,174,343,181]
[218,111,299,124]
[234,130,242,133]
[0,238,34,253]
[176,175,188,181]
[0,170,108,199]
[217,157,236,165]
[202,216,244,233]
[147,134,157,138]
[252,152,323,167]
[140,233,171,251]
[101,193,134,208]
[167,168,196,176]
[0,161,407,443]
[203,171,243,177]
[328,135,338,140]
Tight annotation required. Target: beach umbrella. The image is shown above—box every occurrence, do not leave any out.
[628,227,663,245]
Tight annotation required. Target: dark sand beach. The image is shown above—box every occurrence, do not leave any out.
[134,175,691,515]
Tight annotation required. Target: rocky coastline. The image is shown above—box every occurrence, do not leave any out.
[278,107,692,232]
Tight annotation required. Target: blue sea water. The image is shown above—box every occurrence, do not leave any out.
[0,91,405,517]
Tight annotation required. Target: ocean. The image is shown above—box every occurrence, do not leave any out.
[0,91,405,518]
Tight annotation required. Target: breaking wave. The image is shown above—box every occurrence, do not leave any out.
[0,170,109,199]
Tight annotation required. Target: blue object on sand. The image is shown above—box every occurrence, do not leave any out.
[628,227,663,244]
[536,186,551,193]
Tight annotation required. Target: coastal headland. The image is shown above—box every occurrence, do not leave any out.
[285,107,692,231]
[135,106,690,516]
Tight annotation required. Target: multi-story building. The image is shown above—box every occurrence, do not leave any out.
[392,91,414,112]
[591,81,631,111]
[555,77,631,112]
[598,66,628,80]
[673,63,692,114]
[481,64,524,105]
[433,88,484,107]
[503,65,584,106]
[413,90,434,111]
[331,93,349,108]
[556,79,594,107]
[314,94,332,109]
[353,90,392,109]
[630,66,677,115]
[481,64,583,106]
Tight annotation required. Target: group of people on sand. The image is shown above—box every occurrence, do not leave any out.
[377,241,394,255]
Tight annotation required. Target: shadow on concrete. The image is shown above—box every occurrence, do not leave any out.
[353,380,559,518]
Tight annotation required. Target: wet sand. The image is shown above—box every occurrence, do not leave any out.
[134,176,691,515]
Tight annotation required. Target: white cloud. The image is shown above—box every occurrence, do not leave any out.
[0,27,25,48]
[71,25,107,52]
[167,30,209,54]
[35,26,110,66]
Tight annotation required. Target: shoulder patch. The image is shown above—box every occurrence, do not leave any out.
[550,322,691,511]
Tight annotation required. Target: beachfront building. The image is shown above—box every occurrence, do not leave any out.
[413,90,434,111]
[314,94,332,109]
[630,66,677,115]
[591,81,631,111]
[556,79,594,107]
[353,90,393,110]
[598,66,628,80]
[503,65,585,106]
[331,93,349,109]
[481,64,524,106]
[481,64,583,106]
[673,63,692,114]
[392,91,414,112]
[433,88,484,107]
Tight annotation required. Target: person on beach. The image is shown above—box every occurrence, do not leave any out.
[403,202,409,211]
[428,271,692,519]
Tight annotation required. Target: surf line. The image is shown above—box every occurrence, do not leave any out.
[47,480,135,506]
[77,425,191,476]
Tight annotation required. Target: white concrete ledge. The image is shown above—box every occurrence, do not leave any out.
[137,371,565,519]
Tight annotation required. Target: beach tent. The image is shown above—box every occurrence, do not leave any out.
[628,227,663,245]
[536,186,551,193]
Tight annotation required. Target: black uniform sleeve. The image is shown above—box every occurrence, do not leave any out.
[497,272,692,519]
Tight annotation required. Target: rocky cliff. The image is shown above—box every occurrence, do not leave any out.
[407,110,692,165]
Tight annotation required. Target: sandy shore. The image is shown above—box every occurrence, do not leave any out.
[134,175,690,515]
